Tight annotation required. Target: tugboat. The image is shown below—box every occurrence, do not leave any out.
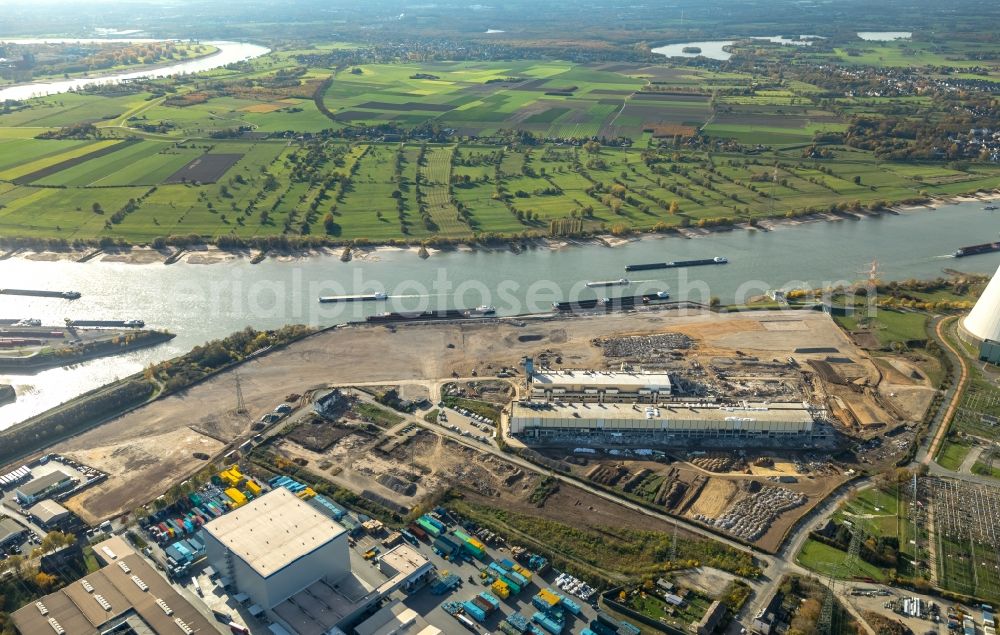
[585,278,629,288]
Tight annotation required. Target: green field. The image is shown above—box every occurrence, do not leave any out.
[936,439,973,471]
[0,43,997,247]
[796,538,890,582]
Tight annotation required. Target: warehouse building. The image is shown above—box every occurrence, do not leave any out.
[0,517,27,550]
[27,499,73,529]
[14,470,76,505]
[508,400,817,440]
[203,488,434,635]
[11,539,220,635]
[529,370,672,403]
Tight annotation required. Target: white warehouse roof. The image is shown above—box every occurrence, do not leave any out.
[203,488,346,579]
[531,370,671,390]
[964,265,1000,343]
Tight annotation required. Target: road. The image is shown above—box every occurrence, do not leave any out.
[921,316,968,466]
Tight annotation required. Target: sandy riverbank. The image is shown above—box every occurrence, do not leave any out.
[4,190,996,266]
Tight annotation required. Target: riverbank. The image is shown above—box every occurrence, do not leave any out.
[4,190,997,266]
[0,41,220,91]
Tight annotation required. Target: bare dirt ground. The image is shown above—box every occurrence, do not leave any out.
[55,308,867,522]
[686,479,739,518]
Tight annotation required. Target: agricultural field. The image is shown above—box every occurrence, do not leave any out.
[0,42,998,246]
[321,61,664,138]
[1,134,999,243]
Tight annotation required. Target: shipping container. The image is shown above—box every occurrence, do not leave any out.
[408,524,428,540]
[505,569,528,587]
[471,596,493,614]
[421,515,446,532]
[532,611,563,634]
[499,575,522,595]
[559,595,581,615]
[491,580,511,599]
[479,592,501,609]
[463,601,487,622]
[417,517,441,538]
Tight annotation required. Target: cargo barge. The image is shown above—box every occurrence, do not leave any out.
[0,318,41,327]
[552,291,669,312]
[586,278,629,287]
[953,242,1000,258]
[67,319,145,328]
[319,292,388,303]
[366,307,494,323]
[625,256,727,272]
[0,288,81,300]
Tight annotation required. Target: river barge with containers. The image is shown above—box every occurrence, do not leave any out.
[0,288,81,300]
[366,306,495,323]
[319,292,388,303]
[553,291,670,312]
[625,256,728,272]
[953,241,1000,258]
[67,319,145,328]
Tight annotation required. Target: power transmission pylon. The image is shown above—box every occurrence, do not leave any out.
[818,575,836,635]
[234,370,248,417]
[819,522,868,634]
[670,520,678,562]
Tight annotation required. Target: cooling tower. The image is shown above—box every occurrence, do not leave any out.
[962,265,1000,343]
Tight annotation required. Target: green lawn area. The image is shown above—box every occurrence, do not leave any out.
[796,538,889,582]
[836,310,928,349]
[936,439,973,471]
[353,402,404,428]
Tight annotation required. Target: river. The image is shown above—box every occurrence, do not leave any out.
[1,201,999,428]
[0,40,270,101]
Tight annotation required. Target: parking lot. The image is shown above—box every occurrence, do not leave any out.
[428,403,497,447]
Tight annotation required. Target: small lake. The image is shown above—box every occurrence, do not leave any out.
[652,35,818,61]
[857,32,912,41]
[0,40,269,101]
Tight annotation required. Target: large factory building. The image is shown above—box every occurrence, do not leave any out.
[509,401,816,438]
[203,488,434,635]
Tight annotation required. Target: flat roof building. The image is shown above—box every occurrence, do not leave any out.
[530,370,672,403]
[203,488,350,611]
[203,489,435,635]
[15,470,76,505]
[11,541,221,635]
[509,400,815,438]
